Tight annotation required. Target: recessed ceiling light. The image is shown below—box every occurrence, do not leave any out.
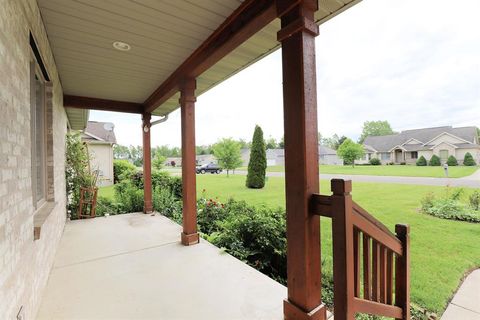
[113,41,131,51]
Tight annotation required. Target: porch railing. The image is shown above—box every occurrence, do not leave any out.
[311,179,410,320]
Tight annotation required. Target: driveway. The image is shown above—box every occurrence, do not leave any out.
[227,170,480,188]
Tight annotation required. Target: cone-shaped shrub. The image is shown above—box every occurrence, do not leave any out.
[429,155,441,166]
[416,155,427,166]
[246,125,266,189]
[463,152,477,166]
[447,155,458,166]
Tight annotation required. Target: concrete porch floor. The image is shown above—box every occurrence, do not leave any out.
[37,213,286,320]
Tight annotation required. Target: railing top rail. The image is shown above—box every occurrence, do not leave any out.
[352,201,398,240]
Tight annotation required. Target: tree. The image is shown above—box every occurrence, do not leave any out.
[463,152,477,166]
[321,134,348,150]
[359,120,395,144]
[416,156,427,166]
[265,137,277,149]
[337,138,364,167]
[113,144,130,160]
[447,155,458,166]
[212,138,242,177]
[246,125,267,188]
[429,155,441,166]
[152,152,166,170]
[278,136,284,148]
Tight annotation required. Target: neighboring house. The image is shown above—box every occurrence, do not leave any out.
[266,149,285,166]
[319,145,342,165]
[81,121,116,186]
[360,126,480,165]
[196,154,216,166]
[241,146,341,166]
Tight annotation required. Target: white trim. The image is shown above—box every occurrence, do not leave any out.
[423,132,472,146]
[388,145,407,152]
[428,141,458,150]
[82,131,105,142]
[401,138,423,145]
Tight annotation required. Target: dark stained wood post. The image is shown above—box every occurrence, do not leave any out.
[395,224,410,320]
[331,179,355,320]
[278,1,325,319]
[142,112,153,213]
[180,78,199,246]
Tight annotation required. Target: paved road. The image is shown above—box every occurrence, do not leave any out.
[227,170,480,188]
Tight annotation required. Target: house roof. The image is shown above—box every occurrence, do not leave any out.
[319,145,337,155]
[363,126,478,152]
[83,121,117,144]
[37,0,361,116]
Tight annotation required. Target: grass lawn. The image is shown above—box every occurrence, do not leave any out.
[196,174,480,315]
[240,165,479,178]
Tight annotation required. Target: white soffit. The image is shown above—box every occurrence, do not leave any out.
[37,0,360,116]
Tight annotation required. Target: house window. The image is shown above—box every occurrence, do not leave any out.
[439,150,449,161]
[411,151,418,159]
[380,152,390,160]
[31,60,47,207]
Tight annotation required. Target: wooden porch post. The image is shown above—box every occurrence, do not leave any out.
[142,112,153,213]
[180,78,199,246]
[277,1,325,319]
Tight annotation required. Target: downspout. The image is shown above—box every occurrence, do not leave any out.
[150,114,169,127]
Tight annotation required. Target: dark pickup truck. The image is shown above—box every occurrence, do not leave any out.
[196,163,222,174]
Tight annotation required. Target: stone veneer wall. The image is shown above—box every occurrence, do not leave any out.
[0,0,69,318]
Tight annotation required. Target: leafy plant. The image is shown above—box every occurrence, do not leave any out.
[369,158,381,165]
[446,155,458,166]
[246,125,267,188]
[463,152,477,166]
[428,155,441,166]
[416,156,427,166]
[65,132,97,216]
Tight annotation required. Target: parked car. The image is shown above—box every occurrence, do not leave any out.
[196,163,222,174]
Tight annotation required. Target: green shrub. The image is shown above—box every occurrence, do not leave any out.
[197,197,231,235]
[420,189,480,223]
[463,152,477,166]
[416,156,427,166]
[207,201,287,282]
[114,181,144,213]
[446,155,458,166]
[95,196,123,216]
[246,125,267,189]
[428,155,441,166]
[369,158,381,165]
[113,160,136,183]
[469,190,480,211]
[153,187,182,223]
[128,170,183,198]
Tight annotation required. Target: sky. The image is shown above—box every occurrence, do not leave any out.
[90,0,480,148]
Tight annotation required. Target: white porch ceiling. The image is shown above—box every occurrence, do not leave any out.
[38,0,360,117]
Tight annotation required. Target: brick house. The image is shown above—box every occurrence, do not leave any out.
[1,1,411,319]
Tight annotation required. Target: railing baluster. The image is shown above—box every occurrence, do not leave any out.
[362,234,371,300]
[354,228,361,297]
[387,250,394,305]
[380,245,387,303]
[395,224,410,320]
[372,240,380,302]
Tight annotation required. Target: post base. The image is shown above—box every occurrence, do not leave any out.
[143,202,153,214]
[284,299,326,320]
[181,232,199,246]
